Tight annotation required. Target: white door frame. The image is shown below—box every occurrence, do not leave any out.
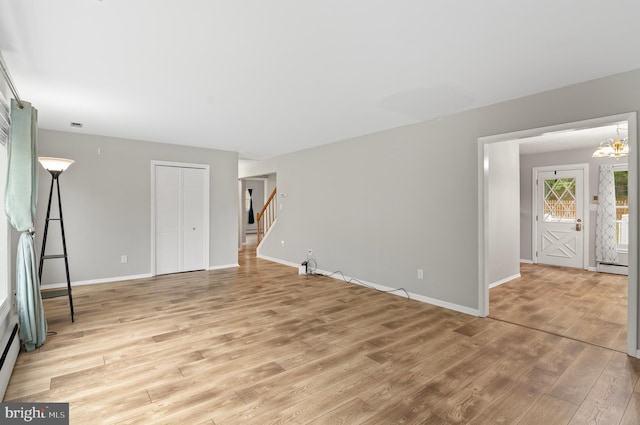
[151,160,210,276]
[478,112,638,357]
[532,164,589,269]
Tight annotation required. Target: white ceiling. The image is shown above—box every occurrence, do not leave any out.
[1,1,639,160]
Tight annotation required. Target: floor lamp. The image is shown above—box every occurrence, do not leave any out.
[38,157,75,322]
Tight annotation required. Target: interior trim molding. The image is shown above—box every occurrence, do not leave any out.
[209,264,240,270]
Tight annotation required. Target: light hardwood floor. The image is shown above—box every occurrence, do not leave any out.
[490,263,628,353]
[5,247,640,424]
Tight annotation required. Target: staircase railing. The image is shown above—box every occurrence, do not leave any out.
[257,187,277,245]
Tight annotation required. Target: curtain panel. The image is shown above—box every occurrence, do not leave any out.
[595,164,619,264]
[4,99,46,351]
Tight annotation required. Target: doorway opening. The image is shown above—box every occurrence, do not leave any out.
[238,173,277,251]
[479,112,638,357]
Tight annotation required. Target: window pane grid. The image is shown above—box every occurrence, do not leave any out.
[543,178,576,222]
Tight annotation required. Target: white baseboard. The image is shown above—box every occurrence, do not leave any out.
[402,290,480,316]
[318,268,481,316]
[40,273,153,290]
[209,263,239,271]
[586,267,597,272]
[41,263,242,290]
[257,254,300,269]
[258,256,481,317]
[489,273,521,289]
[520,259,534,264]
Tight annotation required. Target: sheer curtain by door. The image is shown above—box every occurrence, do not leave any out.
[595,164,619,264]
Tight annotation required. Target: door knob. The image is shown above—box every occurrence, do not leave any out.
[576,219,582,231]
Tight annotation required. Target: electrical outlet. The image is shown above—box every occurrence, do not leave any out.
[121,255,128,264]
[308,249,313,257]
[281,240,285,247]
[417,269,424,279]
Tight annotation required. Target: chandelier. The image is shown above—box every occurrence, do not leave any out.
[592,128,629,158]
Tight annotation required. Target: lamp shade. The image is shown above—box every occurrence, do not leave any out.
[38,157,75,172]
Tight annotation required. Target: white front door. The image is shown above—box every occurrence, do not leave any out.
[535,168,586,268]
[154,164,208,275]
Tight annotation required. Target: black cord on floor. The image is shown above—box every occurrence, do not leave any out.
[301,256,410,299]
[319,270,411,300]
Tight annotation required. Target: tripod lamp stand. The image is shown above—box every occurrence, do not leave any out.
[38,156,75,322]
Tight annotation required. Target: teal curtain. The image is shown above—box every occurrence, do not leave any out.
[5,99,46,351]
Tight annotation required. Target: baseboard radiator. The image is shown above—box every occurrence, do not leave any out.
[596,262,629,275]
[0,323,19,400]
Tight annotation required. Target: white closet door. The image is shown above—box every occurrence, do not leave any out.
[155,165,207,275]
[181,167,206,271]
[155,166,181,275]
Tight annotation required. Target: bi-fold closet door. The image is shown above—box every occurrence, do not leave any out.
[154,163,209,275]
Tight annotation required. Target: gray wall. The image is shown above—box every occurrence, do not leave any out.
[520,146,628,268]
[240,68,640,318]
[487,141,520,285]
[33,129,239,285]
[266,173,277,199]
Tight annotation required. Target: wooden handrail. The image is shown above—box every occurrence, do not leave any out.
[256,187,277,222]
[256,187,277,246]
